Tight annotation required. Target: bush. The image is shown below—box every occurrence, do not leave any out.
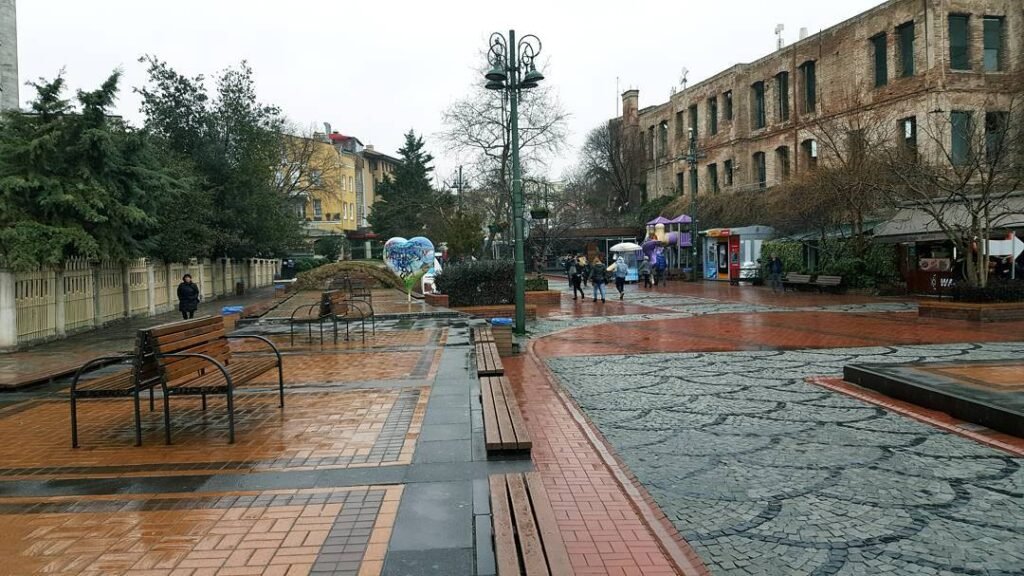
[525,276,549,291]
[761,240,804,274]
[435,261,514,307]
[294,261,403,291]
[953,280,1024,303]
[293,258,328,273]
[761,238,899,289]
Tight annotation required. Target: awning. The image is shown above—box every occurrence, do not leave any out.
[667,214,692,224]
[647,216,672,225]
[873,195,1024,244]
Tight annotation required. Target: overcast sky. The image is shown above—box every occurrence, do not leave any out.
[19,0,882,184]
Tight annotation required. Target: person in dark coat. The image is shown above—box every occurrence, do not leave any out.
[177,274,200,319]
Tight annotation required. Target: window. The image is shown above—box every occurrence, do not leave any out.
[871,33,888,87]
[751,81,766,129]
[951,111,973,165]
[801,139,818,169]
[689,105,699,141]
[897,22,915,77]
[676,172,685,195]
[675,110,685,139]
[310,169,323,186]
[775,71,790,121]
[724,159,734,186]
[658,121,669,158]
[983,17,1004,72]
[313,199,323,220]
[985,111,1009,164]
[800,61,817,112]
[753,152,767,189]
[294,203,305,219]
[900,116,918,156]
[949,15,970,70]
[723,91,734,121]
[647,126,655,161]
[708,163,719,193]
[775,147,791,181]
[708,96,718,135]
[689,168,698,197]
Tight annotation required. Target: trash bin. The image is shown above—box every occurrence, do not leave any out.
[235,281,245,296]
[489,318,514,356]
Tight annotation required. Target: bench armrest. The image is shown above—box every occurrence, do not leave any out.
[70,355,136,395]
[224,335,283,365]
[157,352,234,392]
[343,298,374,317]
[290,303,324,321]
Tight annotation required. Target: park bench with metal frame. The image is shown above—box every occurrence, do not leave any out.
[811,274,844,292]
[70,316,283,447]
[782,273,814,291]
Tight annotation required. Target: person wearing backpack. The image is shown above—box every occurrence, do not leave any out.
[612,255,629,300]
[569,255,585,300]
[590,255,608,303]
[653,252,667,286]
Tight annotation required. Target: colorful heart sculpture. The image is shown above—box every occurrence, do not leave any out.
[383,237,435,284]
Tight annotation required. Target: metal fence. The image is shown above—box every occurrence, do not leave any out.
[4,258,280,348]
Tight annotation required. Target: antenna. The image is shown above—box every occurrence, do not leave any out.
[775,24,785,50]
[679,67,689,90]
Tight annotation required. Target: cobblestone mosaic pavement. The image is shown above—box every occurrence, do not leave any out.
[547,342,1024,575]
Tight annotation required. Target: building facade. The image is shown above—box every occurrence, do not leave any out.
[621,0,1022,199]
[288,130,401,244]
[0,0,18,111]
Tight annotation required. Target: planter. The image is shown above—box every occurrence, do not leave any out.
[424,293,449,308]
[529,208,549,220]
[918,300,1024,322]
[525,290,561,305]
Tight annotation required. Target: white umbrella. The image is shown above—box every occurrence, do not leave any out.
[610,242,642,252]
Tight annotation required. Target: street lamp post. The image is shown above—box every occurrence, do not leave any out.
[484,30,544,336]
[685,128,705,278]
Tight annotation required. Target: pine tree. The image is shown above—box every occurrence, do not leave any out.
[368,130,436,239]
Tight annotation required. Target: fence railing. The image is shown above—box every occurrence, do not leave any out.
[1,258,281,349]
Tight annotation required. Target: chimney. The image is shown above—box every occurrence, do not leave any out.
[366,144,374,151]
[621,89,639,126]
[799,27,809,40]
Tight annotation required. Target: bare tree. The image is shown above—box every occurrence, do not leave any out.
[440,80,569,257]
[274,124,339,205]
[880,87,1024,288]
[578,119,644,214]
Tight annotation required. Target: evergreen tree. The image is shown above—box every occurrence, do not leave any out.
[0,73,187,269]
[368,130,436,239]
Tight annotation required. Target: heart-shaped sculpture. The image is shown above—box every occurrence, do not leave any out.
[383,236,435,283]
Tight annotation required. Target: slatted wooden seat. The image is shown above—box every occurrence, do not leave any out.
[144,316,284,444]
[782,273,813,291]
[480,376,531,452]
[490,472,571,576]
[475,340,504,377]
[812,274,843,292]
[472,326,496,344]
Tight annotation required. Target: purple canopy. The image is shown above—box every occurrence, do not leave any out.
[646,216,672,225]
[668,214,693,224]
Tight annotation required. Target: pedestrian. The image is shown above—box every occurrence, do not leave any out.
[590,255,608,303]
[177,274,201,320]
[638,256,653,288]
[569,255,585,300]
[563,252,574,283]
[768,254,784,292]
[653,252,667,286]
[579,254,590,287]
[612,255,629,300]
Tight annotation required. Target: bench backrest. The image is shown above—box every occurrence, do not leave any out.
[327,290,349,315]
[136,316,229,385]
[785,273,813,282]
[815,275,842,285]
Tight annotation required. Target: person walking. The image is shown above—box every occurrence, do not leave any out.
[177,274,201,319]
[638,256,653,288]
[562,252,574,283]
[767,255,784,293]
[569,255,585,300]
[612,255,629,300]
[590,255,608,303]
[578,254,590,287]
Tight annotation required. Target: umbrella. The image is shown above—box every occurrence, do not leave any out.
[610,242,643,252]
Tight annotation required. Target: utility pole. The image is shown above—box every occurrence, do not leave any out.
[685,128,705,277]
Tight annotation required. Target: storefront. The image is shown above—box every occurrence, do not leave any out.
[701,226,775,282]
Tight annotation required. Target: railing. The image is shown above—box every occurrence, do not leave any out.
[2,257,281,348]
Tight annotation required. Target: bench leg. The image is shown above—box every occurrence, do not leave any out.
[149,387,155,412]
[277,361,285,408]
[333,318,339,344]
[201,393,207,411]
[226,389,235,444]
[163,389,172,445]
[70,394,79,449]
[132,389,143,447]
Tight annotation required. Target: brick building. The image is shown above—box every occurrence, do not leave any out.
[620,0,1022,200]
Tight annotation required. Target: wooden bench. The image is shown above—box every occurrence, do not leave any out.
[475,340,504,377]
[480,376,531,452]
[490,472,571,576]
[472,326,496,344]
[812,274,843,292]
[782,273,813,291]
[70,333,153,448]
[142,316,284,444]
[290,290,375,345]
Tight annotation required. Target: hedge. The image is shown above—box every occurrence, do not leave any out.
[525,276,549,291]
[953,280,1024,303]
[760,238,899,289]
[435,261,515,307]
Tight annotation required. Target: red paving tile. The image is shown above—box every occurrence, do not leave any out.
[534,311,1024,357]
